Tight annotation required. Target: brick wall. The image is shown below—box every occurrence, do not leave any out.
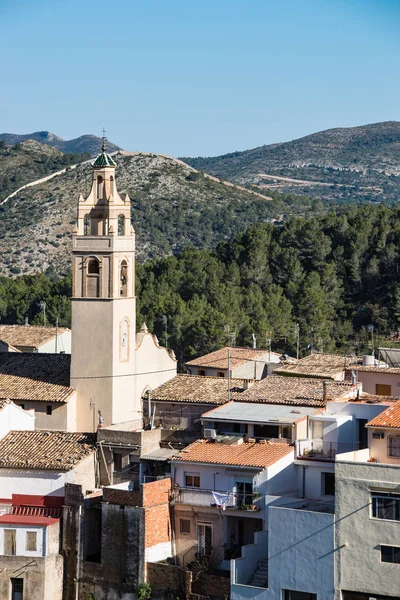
[103,487,142,506]
[142,477,171,508]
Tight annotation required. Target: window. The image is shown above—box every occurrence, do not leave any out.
[376,383,392,396]
[118,214,125,236]
[185,473,200,488]
[254,424,279,439]
[88,259,100,274]
[322,472,335,496]
[4,529,16,555]
[26,531,37,552]
[180,519,191,534]
[283,592,317,600]
[198,370,206,376]
[388,436,400,457]
[372,492,400,520]
[237,482,253,505]
[381,545,400,564]
[84,213,90,235]
[87,258,100,298]
[46,405,52,415]
[217,371,225,378]
[120,261,128,297]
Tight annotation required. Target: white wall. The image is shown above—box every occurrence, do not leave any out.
[0,403,34,441]
[0,454,95,499]
[335,460,400,599]
[135,332,177,405]
[0,525,46,557]
[39,330,71,354]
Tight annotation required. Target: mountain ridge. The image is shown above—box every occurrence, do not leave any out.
[181,121,400,204]
[0,131,121,156]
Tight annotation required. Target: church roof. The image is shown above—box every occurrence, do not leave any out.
[92,151,116,168]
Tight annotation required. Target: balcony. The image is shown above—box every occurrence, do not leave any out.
[173,487,262,511]
[296,439,360,461]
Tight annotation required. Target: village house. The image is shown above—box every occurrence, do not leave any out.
[345,363,400,397]
[170,438,295,570]
[0,353,77,431]
[185,346,281,379]
[0,514,63,600]
[332,400,400,600]
[274,353,360,381]
[0,430,96,499]
[144,374,250,431]
[0,325,71,354]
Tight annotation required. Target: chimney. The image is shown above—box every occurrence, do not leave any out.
[322,380,329,403]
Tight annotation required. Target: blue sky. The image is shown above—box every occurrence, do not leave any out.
[1,0,399,156]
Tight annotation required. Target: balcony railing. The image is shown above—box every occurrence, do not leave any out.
[296,439,360,461]
[174,487,261,511]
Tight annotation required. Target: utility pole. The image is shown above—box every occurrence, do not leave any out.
[295,323,300,360]
[227,347,231,403]
[55,317,58,354]
[266,330,272,362]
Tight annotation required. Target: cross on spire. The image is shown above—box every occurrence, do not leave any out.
[101,127,107,152]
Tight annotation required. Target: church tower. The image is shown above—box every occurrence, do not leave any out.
[70,140,139,431]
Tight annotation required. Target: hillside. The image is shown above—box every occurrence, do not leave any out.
[0,140,90,201]
[181,121,400,204]
[0,151,322,276]
[0,131,120,156]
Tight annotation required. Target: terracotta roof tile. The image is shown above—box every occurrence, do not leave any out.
[346,366,400,374]
[172,439,293,468]
[0,431,95,470]
[186,346,279,370]
[0,353,71,386]
[0,353,73,402]
[148,375,248,405]
[0,325,69,350]
[274,354,360,379]
[366,400,400,428]
[237,376,357,407]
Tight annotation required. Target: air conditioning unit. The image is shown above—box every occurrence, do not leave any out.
[204,428,216,439]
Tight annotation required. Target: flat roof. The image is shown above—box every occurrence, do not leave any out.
[201,401,316,424]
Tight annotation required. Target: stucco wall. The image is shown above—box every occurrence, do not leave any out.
[356,370,400,395]
[0,554,63,600]
[21,395,77,432]
[367,427,400,464]
[335,460,400,599]
[268,506,334,600]
[135,333,177,403]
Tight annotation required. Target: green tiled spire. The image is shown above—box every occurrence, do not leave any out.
[92,134,116,168]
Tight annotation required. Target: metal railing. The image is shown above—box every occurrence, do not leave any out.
[174,487,261,510]
[296,439,360,460]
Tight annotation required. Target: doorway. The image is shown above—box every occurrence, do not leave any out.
[11,579,23,600]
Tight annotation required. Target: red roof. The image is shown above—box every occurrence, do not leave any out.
[367,399,400,429]
[0,514,59,526]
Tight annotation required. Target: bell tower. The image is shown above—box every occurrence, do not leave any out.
[70,139,139,431]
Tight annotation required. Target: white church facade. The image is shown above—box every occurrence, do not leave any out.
[69,142,177,431]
